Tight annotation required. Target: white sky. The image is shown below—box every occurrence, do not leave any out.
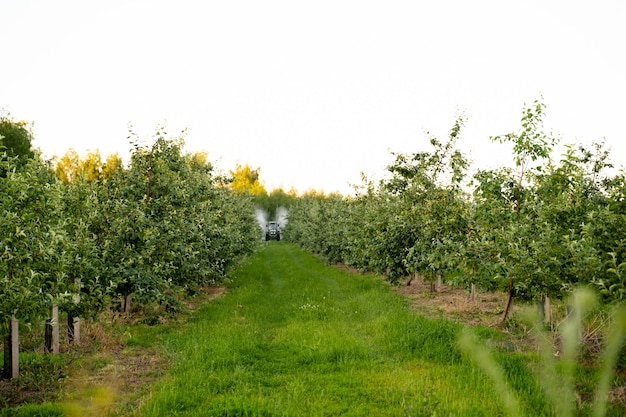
[2,0,625,194]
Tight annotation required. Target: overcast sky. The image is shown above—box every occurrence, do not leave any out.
[2,0,625,194]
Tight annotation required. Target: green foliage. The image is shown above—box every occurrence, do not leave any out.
[0,112,35,166]
[283,191,351,265]
[1,123,260,368]
[466,99,559,308]
[490,98,557,170]
[596,253,626,301]
[0,155,65,327]
[285,115,471,284]
[57,179,110,317]
[285,98,626,315]
[94,127,259,307]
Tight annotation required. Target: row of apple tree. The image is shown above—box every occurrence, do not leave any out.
[284,101,626,318]
[1,127,259,350]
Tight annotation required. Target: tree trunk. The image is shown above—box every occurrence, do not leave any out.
[2,333,10,379]
[407,272,418,286]
[436,273,442,292]
[3,315,19,379]
[44,304,60,354]
[68,314,80,345]
[500,278,515,324]
[470,283,477,302]
[44,319,52,353]
[537,295,551,324]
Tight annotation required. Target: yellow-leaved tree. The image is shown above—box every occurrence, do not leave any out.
[229,163,267,197]
[188,151,211,170]
[54,149,80,183]
[77,150,103,182]
[55,149,124,183]
[101,153,124,180]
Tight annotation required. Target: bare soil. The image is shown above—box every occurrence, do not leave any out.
[393,278,508,327]
[333,263,511,328]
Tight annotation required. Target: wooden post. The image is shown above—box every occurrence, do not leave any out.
[436,273,442,292]
[68,278,81,344]
[122,294,132,314]
[12,315,18,378]
[544,295,551,324]
[52,304,59,354]
[3,315,19,379]
[470,283,477,302]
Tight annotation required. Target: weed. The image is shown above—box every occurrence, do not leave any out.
[460,288,626,417]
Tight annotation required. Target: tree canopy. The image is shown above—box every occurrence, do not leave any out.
[229,163,267,197]
[0,111,35,165]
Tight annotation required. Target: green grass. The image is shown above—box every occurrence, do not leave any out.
[136,243,546,416]
[4,243,624,416]
[0,402,64,417]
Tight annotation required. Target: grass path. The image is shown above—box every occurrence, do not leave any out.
[132,243,538,416]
